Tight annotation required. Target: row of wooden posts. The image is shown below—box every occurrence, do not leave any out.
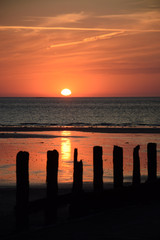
[16,142,157,229]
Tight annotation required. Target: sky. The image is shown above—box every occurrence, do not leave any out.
[0,0,160,97]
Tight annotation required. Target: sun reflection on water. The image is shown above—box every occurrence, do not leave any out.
[59,131,72,182]
[61,131,71,161]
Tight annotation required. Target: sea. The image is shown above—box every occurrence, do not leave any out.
[0,97,160,186]
[0,97,160,127]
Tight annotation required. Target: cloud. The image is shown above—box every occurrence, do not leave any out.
[31,12,88,26]
[99,10,160,20]
[98,10,160,29]
[49,31,124,48]
[0,25,160,32]
[128,0,160,9]
[0,24,159,52]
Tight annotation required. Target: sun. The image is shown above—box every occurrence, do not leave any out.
[61,88,72,96]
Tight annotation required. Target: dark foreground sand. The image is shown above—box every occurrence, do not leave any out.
[1,185,160,240]
[14,202,160,240]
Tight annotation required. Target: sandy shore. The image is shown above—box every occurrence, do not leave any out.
[0,127,160,139]
[0,126,160,134]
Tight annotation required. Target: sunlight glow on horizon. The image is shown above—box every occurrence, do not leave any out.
[0,0,160,97]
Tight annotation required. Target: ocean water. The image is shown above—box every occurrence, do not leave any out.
[0,97,160,127]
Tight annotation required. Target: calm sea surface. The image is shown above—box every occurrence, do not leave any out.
[0,97,160,127]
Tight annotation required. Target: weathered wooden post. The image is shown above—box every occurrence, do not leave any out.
[46,150,59,224]
[132,145,141,186]
[73,148,78,192]
[72,148,83,193]
[147,143,157,182]
[70,149,83,217]
[113,146,123,188]
[74,148,78,173]
[93,146,103,192]
[16,151,29,230]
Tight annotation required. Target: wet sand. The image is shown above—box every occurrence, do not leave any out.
[0,126,160,134]
[1,129,160,185]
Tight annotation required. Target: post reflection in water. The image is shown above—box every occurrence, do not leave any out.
[60,131,72,182]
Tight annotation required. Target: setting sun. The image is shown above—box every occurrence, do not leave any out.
[61,89,72,96]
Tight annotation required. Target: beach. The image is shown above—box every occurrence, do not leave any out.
[0,127,160,239]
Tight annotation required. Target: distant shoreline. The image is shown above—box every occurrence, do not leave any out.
[0,126,160,134]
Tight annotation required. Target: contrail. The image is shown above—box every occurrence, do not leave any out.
[0,25,160,32]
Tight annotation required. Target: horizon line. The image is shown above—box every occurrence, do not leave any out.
[0,96,160,98]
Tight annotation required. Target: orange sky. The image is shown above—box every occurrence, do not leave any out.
[0,0,160,97]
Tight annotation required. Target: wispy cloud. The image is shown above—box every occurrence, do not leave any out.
[0,25,160,32]
[31,12,88,26]
[0,23,160,51]
[99,10,160,21]
[49,31,124,48]
[98,10,160,29]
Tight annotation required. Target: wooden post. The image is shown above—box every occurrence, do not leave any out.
[73,148,78,190]
[16,151,29,230]
[72,148,83,193]
[132,145,141,186]
[147,143,157,182]
[74,148,78,173]
[46,150,59,224]
[70,148,83,218]
[113,146,123,188]
[93,146,103,192]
